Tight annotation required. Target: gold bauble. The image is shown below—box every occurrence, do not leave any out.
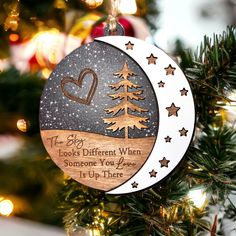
[82,0,103,9]
[16,119,28,132]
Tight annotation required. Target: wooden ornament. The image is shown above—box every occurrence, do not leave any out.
[40,36,195,194]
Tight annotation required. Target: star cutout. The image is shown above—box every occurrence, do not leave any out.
[131,181,138,188]
[159,157,170,168]
[146,53,158,65]
[166,103,180,117]
[125,41,134,50]
[149,169,157,177]
[179,127,188,136]
[180,88,188,96]
[158,81,165,87]
[164,136,172,142]
[164,64,176,75]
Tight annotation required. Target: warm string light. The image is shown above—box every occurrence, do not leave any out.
[16,119,28,132]
[82,0,137,14]
[82,0,104,9]
[159,190,207,224]
[68,226,101,236]
[9,33,20,42]
[0,198,14,216]
[41,68,52,79]
[188,188,207,209]
[53,0,67,9]
[82,207,115,236]
[89,208,103,235]
[222,90,236,125]
[67,223,102,236]
[89,228,101,236]
[31,29,66,76]
[119,0,137,14]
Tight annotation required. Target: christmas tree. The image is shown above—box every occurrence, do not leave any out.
[60,27,236,236]
[103,61,149,139]
[0,1,235,236]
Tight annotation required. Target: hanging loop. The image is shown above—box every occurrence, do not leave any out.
[104,22,124,36]
[104,0,124,36]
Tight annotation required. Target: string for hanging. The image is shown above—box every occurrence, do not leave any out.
[105,0,124,36]
[82,0,124,35]
[107,0,119,32]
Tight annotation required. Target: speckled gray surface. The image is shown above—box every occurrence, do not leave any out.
[40,40,158,138]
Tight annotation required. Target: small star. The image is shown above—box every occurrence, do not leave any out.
[166,103,180,117]
[179,127,188,136]
[131,181,138,188]
[125,41,134,50]
[164,64,176,75]
[146,53,158,64]
[158,81,165,87]
[164,136,172,142]
[159,157,170,168]
[149,169,157,177]
[180,88,188,96]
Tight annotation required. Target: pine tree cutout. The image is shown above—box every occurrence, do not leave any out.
[103,61,149,139]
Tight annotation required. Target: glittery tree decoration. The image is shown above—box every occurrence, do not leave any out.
[103,61,149,139]
[4,1,20,31]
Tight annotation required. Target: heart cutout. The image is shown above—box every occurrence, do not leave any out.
[61,68,98,105]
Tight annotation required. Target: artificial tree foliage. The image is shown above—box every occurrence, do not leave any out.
[0,0,235,234]
[60,26,236,236]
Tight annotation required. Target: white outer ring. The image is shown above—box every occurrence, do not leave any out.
[96,36,195,194]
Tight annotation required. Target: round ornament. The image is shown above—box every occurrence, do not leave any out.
[39,36,195,194]
[17,119,28,132]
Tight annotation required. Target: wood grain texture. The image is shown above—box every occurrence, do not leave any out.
[41,130,156,191]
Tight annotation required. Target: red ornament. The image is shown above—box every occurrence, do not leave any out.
[91,17,135,39]
[118,17,135,37]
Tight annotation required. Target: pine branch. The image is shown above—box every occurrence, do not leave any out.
[180,26,236,126]
[110,80,141,90]
[105,100,148,115]
[187,125,236,199]
[103,113,149,132]
[108,90,144,100]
